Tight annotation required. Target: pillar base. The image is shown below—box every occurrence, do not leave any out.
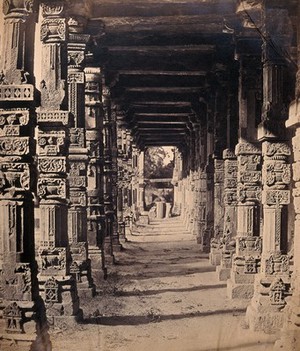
[245,301,285,334]
[216,266,231,281]
[77,282,95,299]
[273,294,300,350]
[245,274,291,334]
[227,271,255,299]
[88,246,108,289]
[209,249,221,266]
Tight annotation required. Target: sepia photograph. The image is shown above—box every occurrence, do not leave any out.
[0,0,299,350]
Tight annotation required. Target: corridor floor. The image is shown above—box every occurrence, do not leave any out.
[51,217,276,351]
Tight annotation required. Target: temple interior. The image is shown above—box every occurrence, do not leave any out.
[0,0,300,350]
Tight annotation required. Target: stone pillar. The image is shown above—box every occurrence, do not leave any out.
[215,149,238,279]
[110,105,122,250]
[137,150,145,212]
[0,0,38,342]
[246,7,293,332]
[274,5,300,346]
[102,86,117,263]
[67,16,94,298]
[227,52,263,299]
[209,157,224,265]
[84,67,107,285]
[36,1,81,326]
[274,88,300,351]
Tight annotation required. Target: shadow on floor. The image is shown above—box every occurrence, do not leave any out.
[114,283,227,297]
[120,265,217,280]
[82,308,246,326]
[195,341,276,351]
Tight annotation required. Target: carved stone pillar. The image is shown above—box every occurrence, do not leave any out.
[110,105,122,250]
[274,4,300,346]
[274,99,300,351]
[37,1,81,326]
[0,0,38,341]
[215,149,238,280]
[84,67,107,286]
[246,7,293,332]
[209,158,224,265]
[67,19,94,298]
[227,52,263,299]
[197,170,207,248]
[226,142,262,298]
[102,86,116,262]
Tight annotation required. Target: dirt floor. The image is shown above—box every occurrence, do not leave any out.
[50,217,277,351]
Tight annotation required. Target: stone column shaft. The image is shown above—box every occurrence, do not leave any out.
[0,0,37,338]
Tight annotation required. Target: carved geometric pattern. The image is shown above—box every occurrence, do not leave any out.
[244,256,258,274]
[269,278,286,305]
[0,85,34,101]
[37,111,70,126]
[45,277,59,303]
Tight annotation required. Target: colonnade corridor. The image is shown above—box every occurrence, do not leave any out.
[48,217,275,351]
[2,0,300,350]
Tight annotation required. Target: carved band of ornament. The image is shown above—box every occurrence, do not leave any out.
[37,130,65,154]
[263,162,291,187]
[69,176,86,188]
[224,163,238,176]
[2,263,32,301]
[238,236,262,254]
[0,137,30,156]
[40,18,66,42]
[263,142,291,158]
[41,3,64,17]
[265,253,289,275]
[223,149,236,160]
[224,178,237,189]
[69,190,86,206]
[0,85,33,101]
[262,189,290,206]
[0,162,30,193]
[40,247,67,276]
[224,190,237,205]
[69,161,86,176]
[244,257,259,274]
[70,128,85,148]
[37,111,70,125]
[68,52,85,68]
[38,157,66,174]
[235,142,261,156]
[0,110,29,127]
[68,72,84,84]
[37,178,66,199]
[3,0,33,16]
[3,302,23,333]
[214,172,224,184]
[239,154,262,169]
[238,171,261,184]
[237,184,261,203]
[0,125,20,136]
[269,278,286,306]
